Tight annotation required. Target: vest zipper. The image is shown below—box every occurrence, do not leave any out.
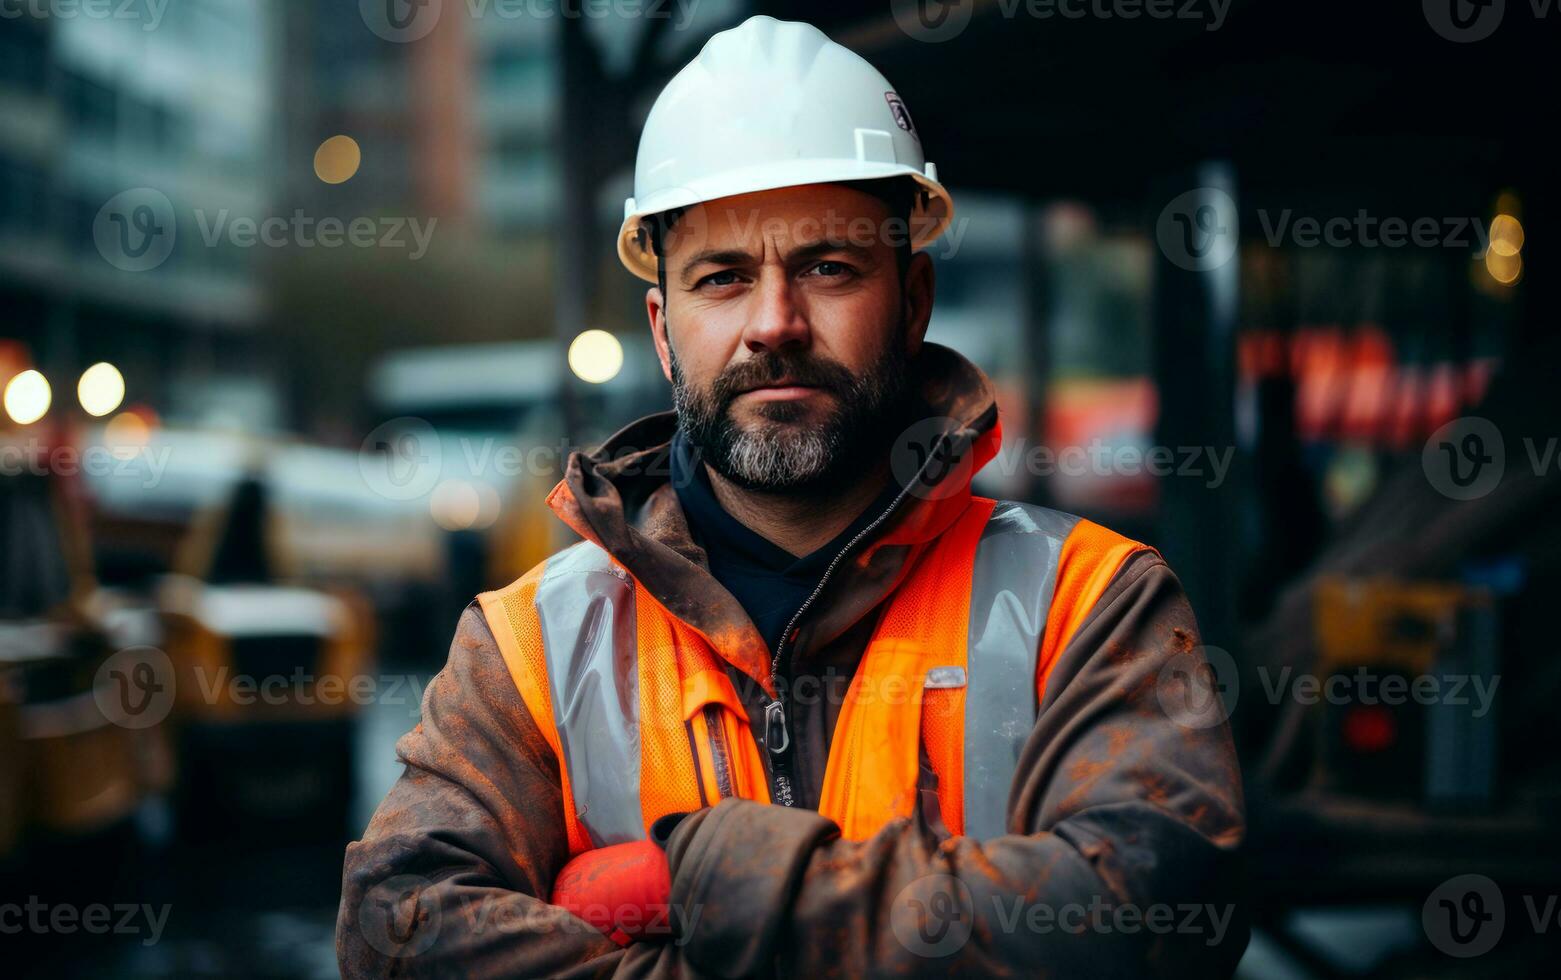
[761,433,954,807]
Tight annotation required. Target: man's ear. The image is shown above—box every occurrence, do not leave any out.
[646,285,674,383]
[903,251,935,355]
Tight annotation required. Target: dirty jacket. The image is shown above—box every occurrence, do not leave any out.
[337,344,1248,978]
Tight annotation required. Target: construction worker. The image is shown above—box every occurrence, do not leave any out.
[339,15,1246,978]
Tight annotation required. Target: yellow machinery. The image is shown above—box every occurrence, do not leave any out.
[1311,575,1500,807]
[156,473,376,839]
[0,431,168,859]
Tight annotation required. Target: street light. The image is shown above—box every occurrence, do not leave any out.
[4,369,51,425]
[78,362,126,417]
[568,330,624,384]
[314,135,362,185]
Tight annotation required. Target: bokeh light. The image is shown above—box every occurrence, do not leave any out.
[1489,214,1524,257]
[78,362,126,417]
[4,368,51,425]
[430,479,482,530]
[568,329,624,384]
[104,410,152,460]
[474,483,501,530]
[1485,248,1522,285]
[313,135,362,184]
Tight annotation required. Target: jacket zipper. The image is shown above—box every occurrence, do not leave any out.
[761,434,953,806]
[704,705,734,799]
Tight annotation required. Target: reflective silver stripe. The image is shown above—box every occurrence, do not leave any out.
[962,501,1079,840]
[534,542,643,846]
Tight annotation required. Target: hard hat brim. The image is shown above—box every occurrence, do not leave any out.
[617,161,955,284]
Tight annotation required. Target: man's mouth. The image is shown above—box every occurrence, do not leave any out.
[737,381,824,402]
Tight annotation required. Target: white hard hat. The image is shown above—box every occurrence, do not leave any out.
[617,15,956,283]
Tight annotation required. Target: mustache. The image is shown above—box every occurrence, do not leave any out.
[708,353,858,407]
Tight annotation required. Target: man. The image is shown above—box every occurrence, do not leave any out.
[339,16,1246,978]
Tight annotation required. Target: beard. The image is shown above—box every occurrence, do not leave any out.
[670,328,917,495]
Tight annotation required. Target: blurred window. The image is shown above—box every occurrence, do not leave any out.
[1036,205,1158,517]
[0,158,47,235]
[486,53,550,92]
[61,70,117,138]
[67,192,100,258]
[0,19,47,94]
[489,132,546,169]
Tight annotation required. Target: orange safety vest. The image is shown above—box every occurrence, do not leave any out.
[479,496,1146,853]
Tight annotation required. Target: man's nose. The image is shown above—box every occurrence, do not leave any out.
[740,273,811,353]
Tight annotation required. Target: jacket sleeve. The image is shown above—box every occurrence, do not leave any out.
[659,552,1249,978]
[337,606,678,979]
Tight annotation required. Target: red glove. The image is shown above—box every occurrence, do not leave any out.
[551,840,673,946]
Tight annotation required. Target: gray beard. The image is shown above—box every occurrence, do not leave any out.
[668,338,913,495]
[696,407,836,488]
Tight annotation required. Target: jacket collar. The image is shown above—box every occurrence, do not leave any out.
[545,342,1002,695]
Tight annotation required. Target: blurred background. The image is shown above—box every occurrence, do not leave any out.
[2,0,1558,976]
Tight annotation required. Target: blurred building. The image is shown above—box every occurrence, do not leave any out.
[0,0,275,426]
[277,0,471,224]
[472,14,557,234]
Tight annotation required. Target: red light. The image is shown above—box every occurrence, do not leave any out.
[1341,704,1397,754]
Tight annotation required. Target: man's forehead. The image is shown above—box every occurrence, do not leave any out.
[671,183,896,257]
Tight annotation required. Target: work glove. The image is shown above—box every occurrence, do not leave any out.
[551,839,674,946]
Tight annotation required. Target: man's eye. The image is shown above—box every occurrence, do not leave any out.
[696,270,743,288]
[806,261,852,279]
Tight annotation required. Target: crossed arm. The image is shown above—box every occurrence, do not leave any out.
[337,554,1248,978]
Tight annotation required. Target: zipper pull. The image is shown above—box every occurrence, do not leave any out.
[772,771,795,807]
[764,700,790,755]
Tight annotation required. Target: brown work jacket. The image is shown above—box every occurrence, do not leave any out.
[337,344,1248,978]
